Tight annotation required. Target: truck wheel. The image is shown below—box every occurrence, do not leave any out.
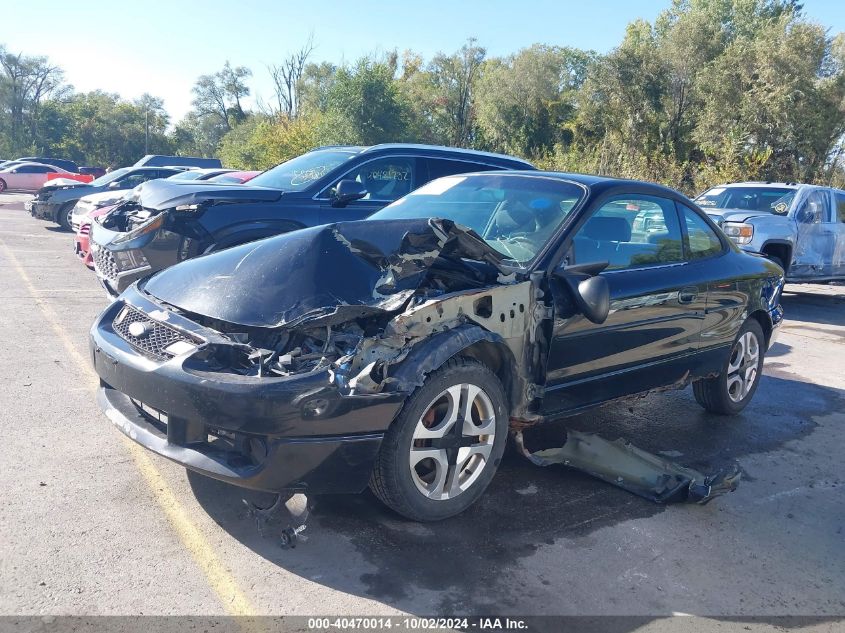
[370,357,508,521]
[693,318,765,415]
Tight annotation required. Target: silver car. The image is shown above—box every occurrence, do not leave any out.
[696,181,845,282]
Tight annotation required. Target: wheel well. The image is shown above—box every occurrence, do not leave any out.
[761,242,791,272]
[458,340,519,411]
[749,310,773,348]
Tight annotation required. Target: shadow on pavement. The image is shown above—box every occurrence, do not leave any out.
[780,288,845,328]
[188,366,843,618]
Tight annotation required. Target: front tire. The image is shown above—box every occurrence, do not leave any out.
[0,179,6,193]
[57,203,75,231]
[694,318,765,415]
[370,357,508,521]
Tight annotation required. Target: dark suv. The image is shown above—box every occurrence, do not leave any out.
[27,166,185,230]
[89,144,534,296]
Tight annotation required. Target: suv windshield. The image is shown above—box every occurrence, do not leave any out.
[369,174,585,267]
[696,186,796,214]
[247,149,359,191]
[90,168,131,187]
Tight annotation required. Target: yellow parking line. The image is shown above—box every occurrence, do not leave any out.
[0,237,256,617]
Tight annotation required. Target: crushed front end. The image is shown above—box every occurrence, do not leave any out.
[90,219,548,494]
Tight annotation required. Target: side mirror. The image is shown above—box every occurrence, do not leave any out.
[331,179,367,207]
[554,262,611,324]
[108,181,122,190]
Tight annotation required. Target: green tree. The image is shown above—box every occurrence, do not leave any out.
[319,56,410,145]
[475,44,592,157]
[400,39,486,146]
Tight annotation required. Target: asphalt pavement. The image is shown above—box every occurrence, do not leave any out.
[0,191,843,631]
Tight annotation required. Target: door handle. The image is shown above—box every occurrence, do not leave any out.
[678,287,698,304]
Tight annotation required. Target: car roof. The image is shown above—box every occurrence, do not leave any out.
[441,170,690,198]
[311,143,534,167]
[708,181,803,190]
[5,161,58,169]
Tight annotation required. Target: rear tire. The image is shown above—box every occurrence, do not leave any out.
[370,357,508,521]
[693,318,765,415]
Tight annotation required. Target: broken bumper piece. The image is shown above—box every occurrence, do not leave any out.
[517,430,740,504]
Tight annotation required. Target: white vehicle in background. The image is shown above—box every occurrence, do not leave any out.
[69,168,234,232]
[0,162,73,192]
[696,182,845,282]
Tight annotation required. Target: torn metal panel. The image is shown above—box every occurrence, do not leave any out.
[515,430,740,504]
[143,217,507,329]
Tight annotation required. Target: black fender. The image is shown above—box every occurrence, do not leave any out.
[387,323,524,412]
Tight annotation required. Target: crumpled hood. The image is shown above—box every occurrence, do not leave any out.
[40,180,90,193]
[134,179,282,210]
[142,218,505,329]
[705,207,776,223]
[79,190,128,206]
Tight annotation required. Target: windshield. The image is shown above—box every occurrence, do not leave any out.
[695,186,796,214]
[247,149,358,191]
[90,167,131,187]
[369,174,585,266]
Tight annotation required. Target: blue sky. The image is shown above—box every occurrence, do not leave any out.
[5,0,845,122]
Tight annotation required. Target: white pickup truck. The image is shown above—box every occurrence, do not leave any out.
[695,181,845,282]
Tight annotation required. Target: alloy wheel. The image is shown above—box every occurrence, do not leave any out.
[726,331,760,403]
[409,383,496,501]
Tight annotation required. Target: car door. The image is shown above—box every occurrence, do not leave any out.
[542,193,705,414]
[790,188,837,278]
[12,165,38,189]
[833,191,845,278]
[317,156,420,224]
[675,201,744,353]
[31,165,56,189]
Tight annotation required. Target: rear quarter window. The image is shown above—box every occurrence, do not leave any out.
[425,158,500,181]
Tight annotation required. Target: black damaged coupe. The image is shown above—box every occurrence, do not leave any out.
[90,172,784,521]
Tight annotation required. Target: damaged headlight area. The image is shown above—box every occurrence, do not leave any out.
[101,199,168,235]
[183,320,368,379]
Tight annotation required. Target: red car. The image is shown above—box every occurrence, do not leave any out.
[75,204,117,268]
[206,170,260,184]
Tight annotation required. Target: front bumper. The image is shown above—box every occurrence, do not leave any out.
[28,199,57,221]
[74,230,93,268]
[767,304,784,349]
[90,221,180,297]
[90,288,406,493]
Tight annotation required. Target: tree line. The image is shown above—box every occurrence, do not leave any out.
[2,0,844,193]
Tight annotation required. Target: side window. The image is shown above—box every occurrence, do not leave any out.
[16,165,37,173]
[426,158,498,182]
[835,193,845,223]
[796,190,831,224]
[336,157,416,202]
[571,195,683,270]
[679,203,723,259]
[119,173,151,188]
